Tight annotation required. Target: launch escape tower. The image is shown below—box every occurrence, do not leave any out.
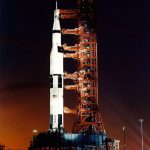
[28,0,120,149]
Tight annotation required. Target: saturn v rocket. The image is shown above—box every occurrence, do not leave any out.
[50,3,64,130]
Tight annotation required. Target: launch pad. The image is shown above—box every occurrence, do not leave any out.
[29,131,109,149]
[28,0,120,149]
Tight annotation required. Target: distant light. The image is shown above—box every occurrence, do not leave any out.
[139,119,144,123]
[139,118,144,150]
[33,129,38,133]
[123,126,126,131]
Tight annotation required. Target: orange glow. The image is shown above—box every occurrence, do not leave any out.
[0,87,49,150]
[0,86,150,149]
[64,106,76,114]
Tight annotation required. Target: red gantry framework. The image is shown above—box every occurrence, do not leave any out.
[60,2,104,134]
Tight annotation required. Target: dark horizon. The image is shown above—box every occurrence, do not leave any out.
[0,0,150,149]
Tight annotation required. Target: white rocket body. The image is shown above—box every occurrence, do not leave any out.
[50,7,64,130]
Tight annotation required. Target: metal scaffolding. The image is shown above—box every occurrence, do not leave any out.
[61,0,104,134]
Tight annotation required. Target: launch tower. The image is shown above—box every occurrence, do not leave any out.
[62,0,104,134]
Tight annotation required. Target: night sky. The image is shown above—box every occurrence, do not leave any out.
[0,0,150,149]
